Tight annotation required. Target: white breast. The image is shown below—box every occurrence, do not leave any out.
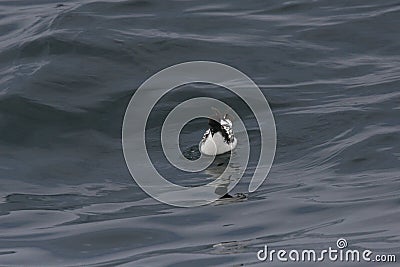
[199,131,237,156]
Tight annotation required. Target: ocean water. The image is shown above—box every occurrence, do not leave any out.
[1,0,399,266]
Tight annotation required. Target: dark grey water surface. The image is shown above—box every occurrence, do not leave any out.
[1,0,400,266]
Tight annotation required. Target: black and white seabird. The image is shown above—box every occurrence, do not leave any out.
[199,115,237,156]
